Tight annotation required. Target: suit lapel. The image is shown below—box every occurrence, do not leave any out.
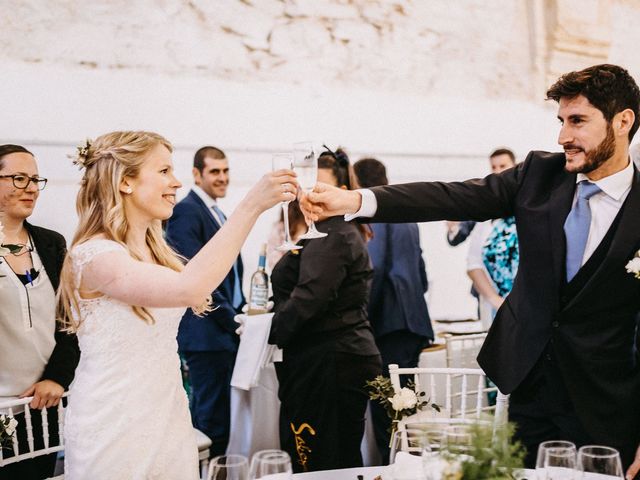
[564,166,640,311]
[548,170,577,290]
[188,190,222,230]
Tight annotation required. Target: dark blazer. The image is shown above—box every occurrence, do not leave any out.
[447,220,476,246]
[368,151,640,450]
[367,222,433,340]
[165,190,244,353]
[24,222,80,389]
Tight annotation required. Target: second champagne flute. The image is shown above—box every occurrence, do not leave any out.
[293,141,327,240]
[272,153,302,252]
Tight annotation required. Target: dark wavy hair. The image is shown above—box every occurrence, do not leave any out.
[0,144,33,170]
[546,64,640,142]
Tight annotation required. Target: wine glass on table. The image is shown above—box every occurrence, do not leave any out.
[249,449,293,479]
[208,454,249,480]
[576,445,623,478]
[536,441,576,480]
[293,141,327,240]
[543,447,577,480]
[272,153,302,252]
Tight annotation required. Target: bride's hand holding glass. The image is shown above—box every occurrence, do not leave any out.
[242,168,297,215]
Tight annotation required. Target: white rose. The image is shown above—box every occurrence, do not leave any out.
[390,387,418,411]
[625,257,640,275]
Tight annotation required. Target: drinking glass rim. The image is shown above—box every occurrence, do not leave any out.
[546,447,578,458]
[211,454,248,466]
[578,445,621,458]
[539,440,576,449]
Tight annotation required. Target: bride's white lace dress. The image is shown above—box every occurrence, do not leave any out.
[64,239,199,479]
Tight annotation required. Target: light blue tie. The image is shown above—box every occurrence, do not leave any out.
[212,205,243,309]
[563,180,601,282]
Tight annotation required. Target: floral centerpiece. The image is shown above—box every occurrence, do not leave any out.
[366,375,440,438]
[0,413,18,449]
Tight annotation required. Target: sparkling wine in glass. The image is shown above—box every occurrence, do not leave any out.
[272,153,302,252]
[293,141,327,240]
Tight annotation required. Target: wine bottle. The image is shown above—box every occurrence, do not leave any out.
[248,243,269,315]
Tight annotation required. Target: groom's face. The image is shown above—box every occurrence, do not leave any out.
[557,94,616,175]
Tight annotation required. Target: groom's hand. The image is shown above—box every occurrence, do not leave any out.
[19,380,65,409]
[303,182,362,220]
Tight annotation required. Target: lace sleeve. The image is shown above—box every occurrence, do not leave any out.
[71,239,127,289]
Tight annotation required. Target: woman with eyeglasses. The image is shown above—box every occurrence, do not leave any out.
[0,144,80,480]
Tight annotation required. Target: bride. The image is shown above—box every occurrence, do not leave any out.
[57,131,297,479]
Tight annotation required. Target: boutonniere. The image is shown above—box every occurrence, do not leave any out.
[625,250,640,280]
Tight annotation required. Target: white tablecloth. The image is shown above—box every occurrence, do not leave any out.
[292,466,387,479]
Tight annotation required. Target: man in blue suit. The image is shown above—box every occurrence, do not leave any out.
[353,158,434,462]
[166,146,245,456]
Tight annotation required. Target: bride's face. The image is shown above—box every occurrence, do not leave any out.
[123,144,182,221]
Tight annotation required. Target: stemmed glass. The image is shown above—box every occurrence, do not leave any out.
[249,449,293,479]
[389,428,430,480]
[576,445,624,478]
[208,454,249,480]
[293,141,327,240]
[272,153,302,252]
[536,441,576,480]
[543,447,577,480]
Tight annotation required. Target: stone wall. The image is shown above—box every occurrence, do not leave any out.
[2,0,640,318]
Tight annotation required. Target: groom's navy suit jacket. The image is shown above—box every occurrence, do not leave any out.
[368,151,640,453]
[166,190,244,353]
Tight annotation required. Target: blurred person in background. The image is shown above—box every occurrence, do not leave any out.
[353,157,434,463]
[465,148,518,328]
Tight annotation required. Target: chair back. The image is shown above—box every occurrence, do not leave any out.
[444,333,487,369]
[0,393,68,467]
[388,365,508,432]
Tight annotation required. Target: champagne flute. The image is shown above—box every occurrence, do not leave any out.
[293,141,327,240]
[208,454,249,480]
[249,449,292,479]
[576,445,624,478]
[272,153,302,252]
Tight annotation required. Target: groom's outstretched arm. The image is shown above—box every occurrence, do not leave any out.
[307,153,532,224]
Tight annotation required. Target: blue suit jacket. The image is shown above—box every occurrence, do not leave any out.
[367,222,434,340]
[165,190,245,352]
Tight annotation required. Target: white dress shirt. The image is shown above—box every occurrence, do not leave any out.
[348,159,634,268]
[575,159,633,265]
[192,185,224,226]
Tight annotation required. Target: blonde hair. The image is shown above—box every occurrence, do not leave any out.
[58,131,207,331]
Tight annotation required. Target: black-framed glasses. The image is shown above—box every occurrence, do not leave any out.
[0,174,48,191]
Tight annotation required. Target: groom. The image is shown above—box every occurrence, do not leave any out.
[306,64,640,478]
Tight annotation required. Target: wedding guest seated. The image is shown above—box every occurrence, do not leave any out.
[0,144,80,480]
[268,147,382,473]
[353,157,434,464]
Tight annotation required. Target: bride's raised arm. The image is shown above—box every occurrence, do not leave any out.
[80,169,296,309]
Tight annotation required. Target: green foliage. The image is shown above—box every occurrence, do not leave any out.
[443,421,526,479]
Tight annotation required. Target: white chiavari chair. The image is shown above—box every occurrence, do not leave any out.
[0,393,68,468]
[388,364,508,435]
